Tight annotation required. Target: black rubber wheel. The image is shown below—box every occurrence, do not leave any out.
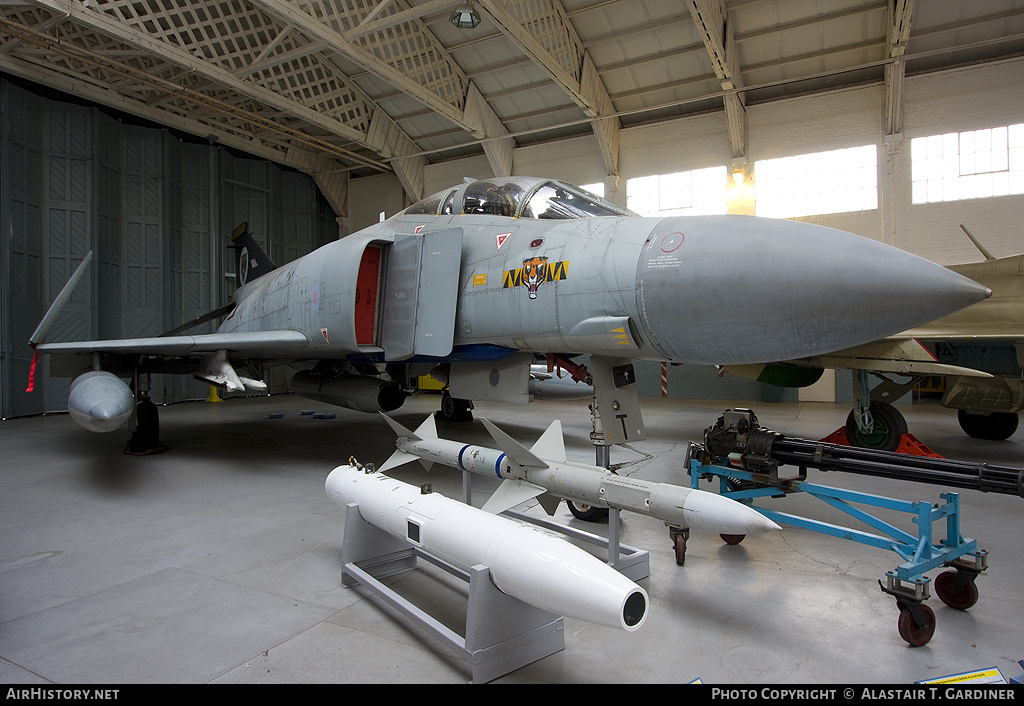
[125,397,165,454]
[897,603,935,647]
[720,534,745,545]
[957,410,1019,441]
[437,392,473,422]
[934,570,980,611]
[567,501,608,522]
[845,402,908,451]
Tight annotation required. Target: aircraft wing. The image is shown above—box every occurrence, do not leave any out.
[37,330,310,379]
[721,336,993,386]
[795,337,994,378]
[37,330,310,357]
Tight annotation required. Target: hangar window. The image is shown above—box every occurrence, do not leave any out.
[755,145,877,219]
[911,124,1024,204]
[626,167,728,216]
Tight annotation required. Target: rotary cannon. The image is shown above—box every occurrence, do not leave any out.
[684,408,1019,646]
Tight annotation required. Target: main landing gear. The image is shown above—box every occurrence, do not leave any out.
[125,374,167,455]
[435,390,474,423]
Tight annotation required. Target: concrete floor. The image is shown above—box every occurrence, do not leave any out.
[1,392,1022,685]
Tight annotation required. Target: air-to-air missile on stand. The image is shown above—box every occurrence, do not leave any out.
[377,412,780,564]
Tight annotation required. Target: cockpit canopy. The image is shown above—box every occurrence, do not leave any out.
[402,177,635,220]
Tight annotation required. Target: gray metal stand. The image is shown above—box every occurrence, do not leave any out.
[339,503,565,683]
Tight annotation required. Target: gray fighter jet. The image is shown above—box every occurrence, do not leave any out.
[29,176,990,455]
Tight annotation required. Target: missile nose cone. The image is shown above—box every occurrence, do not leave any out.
[681,488,781,535]
[751,511,782,534]
[636,216,993,365]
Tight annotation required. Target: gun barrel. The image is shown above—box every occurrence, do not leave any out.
[772,436,1024,497]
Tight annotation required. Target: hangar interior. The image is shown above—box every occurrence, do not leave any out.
[2,0,1024,685]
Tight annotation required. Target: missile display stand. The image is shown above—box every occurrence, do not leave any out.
[460,470,651,582]
[683,409,1010,647]
[339,501,564,683]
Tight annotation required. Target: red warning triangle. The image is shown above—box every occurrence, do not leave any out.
[495,232,511,251]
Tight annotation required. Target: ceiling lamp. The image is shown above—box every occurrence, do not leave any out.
[450,2,481,29]
[731,157,748,186]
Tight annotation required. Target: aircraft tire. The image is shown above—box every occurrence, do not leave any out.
[844,402,907,451]
[957,410,1019,441]
[437,392,473,423]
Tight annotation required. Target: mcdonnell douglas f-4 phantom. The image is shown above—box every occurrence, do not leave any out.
[29,176,990,456]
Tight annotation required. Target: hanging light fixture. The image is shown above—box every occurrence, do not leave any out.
[450,2,481,29]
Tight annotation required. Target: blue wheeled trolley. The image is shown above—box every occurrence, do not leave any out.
[682,409,1021,646]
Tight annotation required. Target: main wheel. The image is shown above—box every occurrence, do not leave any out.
[845,402,908,451]
[957,410,1019,441]
[567,501,608,522]
[934,570,980,611]
[720,534,745,545]
[437,392,473,422]
[897,603,935,647]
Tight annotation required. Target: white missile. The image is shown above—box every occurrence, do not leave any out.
[326,463,648,631]
[378,414,780,536]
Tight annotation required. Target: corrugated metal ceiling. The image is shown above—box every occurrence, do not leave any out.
[1,0,1021,206]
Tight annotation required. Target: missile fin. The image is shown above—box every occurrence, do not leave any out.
[481,478,547,514]
[377,449,420,474]
[379,412,421,441]
[480,418,549,469]
[413,414,438,439]
[530,419,566,463]
[536,492,562,516]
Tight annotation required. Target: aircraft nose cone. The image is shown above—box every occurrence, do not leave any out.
[636,216,991,365]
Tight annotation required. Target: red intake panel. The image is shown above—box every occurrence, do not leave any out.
[355,246,381,346]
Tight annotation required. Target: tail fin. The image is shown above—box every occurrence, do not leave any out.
[378,413,438,474]
[229,222,276,286]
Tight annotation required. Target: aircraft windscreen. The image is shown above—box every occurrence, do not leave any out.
[405,188,456,215]
[462,180,527,217]
[401,178,633,219]
[522,183,632,219]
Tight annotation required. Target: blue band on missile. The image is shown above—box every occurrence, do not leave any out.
[457,445,470,471]
[495,453,506,479]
